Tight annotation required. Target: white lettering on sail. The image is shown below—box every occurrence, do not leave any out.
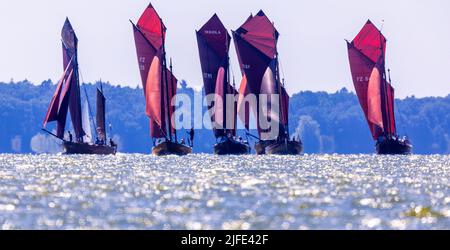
[204,30,221,35]
[139,57,146,63]
[356,76,369,82]
[243,64,251,70]
[140,65,145,71]
[203,73,213,79]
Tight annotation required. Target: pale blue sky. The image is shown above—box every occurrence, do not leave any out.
[0,0,449,97]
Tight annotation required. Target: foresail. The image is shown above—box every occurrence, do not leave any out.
[213,67,226,132]
[145,54,164,126]
[43,58,73,127]
[82,100,93,143]
[56,69,74,138]
[145,58,178,138]
[43,61,74,139]
[237,75,252,131]
[259,64,280,141]
[367,66,384,133]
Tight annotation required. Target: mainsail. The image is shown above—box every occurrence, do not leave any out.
[43,59,73,138]
[347,20,397,140]
[62,19,85,141]
[233,10,289,140]
[96,88,106,142]
[196,14,237,137]
[132,4,177,140]
[44,18,85,141]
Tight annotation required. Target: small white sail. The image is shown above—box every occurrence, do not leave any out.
[82,100,93,143]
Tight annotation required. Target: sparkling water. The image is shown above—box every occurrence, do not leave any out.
[0,154,449,229]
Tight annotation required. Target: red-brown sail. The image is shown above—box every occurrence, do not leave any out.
[280,86,289,127]
[234,15,254,132]
[348,20,397,140]
[240,12,278,59]
[233,10,286,140]
[133,24,164,138]
[137,3,165,50]
[132,4,177,139]
[62,19,85,141]
[237,75,253,131]
[96,88,106,141]
[386,83,396,135]
[352,20,386,64]
[43,62,74,138]
[44,18,85,140]
[367,66,384,131]
[196,14,237,137]
[43,58,72,126]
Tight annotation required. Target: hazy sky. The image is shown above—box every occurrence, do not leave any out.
[0,0,449,97]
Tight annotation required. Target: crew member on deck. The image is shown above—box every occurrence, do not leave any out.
[110,138,116,147]
[68,131,73,142]
[188,128,195,147]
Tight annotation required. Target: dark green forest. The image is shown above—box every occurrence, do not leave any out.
[0,80,449,154]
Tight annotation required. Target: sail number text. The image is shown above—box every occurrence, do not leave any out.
[356,76,369,82]
[139,57,146,71]
[203,73,213,79]
[204,30,222,35]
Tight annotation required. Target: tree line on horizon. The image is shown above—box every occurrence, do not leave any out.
[0,80,449,155]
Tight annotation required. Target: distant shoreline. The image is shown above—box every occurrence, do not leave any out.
[1,80,449,100]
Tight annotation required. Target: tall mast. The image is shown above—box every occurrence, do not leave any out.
[169,58,178,142]
[283,78,289,138]
[160,18,172,142]
[72,35,84,142]
[378,26,392,136]
[224,31,229,137]
[99,81,105,141]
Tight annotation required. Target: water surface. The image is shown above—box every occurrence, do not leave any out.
[0,154,449,229]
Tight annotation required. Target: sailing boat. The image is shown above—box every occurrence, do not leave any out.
[43,18,117,155]
[196,14,250,155]
[233,10,303,155]
[131,3,192,156]
[347,20,412,155]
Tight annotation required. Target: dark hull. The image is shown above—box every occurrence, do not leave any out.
[152,141,192,156]
[255,140,303,155]
[214,138,250,155]
[376,139,412,155]
[63,141,117,155]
